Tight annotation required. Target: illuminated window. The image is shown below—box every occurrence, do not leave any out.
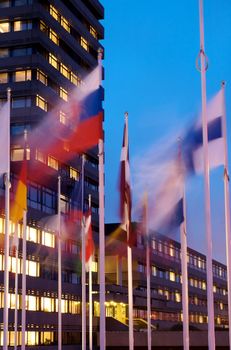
[42,231,55,248]
[70,72,81,86]
[49,53,59,70]
[26,295,38,311]
[70,167,79,181]
[0,21,10,33]
[14,20,32,31]
[56,299,68,313]
[61,16,70,32]
[151,265,157,276]
[40,20,47,33]
[35,149,46,164]
[169,244,175,257]
[9,256,21,274]
[36,95,47,111]
[37,69,47,85]
[59,87,68,101]
[11,148,30,161]
[49,28,59,45]
[169,271,175,282]
[0,255,4,270]
[14,70,31,82]
[50,5,59,21]
[70,300,80,314]
[92,261,97,272]
[60,63,69,79]
[60,111,67,125]
[41,297,55,312]
[27,226,39,243]
[48,156,58,170]
[0,218,4,233]
[41,332,54,345]
[175,292,181,303]
[202,281,206,290]
[0,72,8,83]
[90,25,97,39]
[0,48,9,57]
[80,37,89,51]
[26,260,39,277]
[26,331,39,346]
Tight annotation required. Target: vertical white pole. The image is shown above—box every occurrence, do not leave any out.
[81,155,86,350]
[14,224,19,350]
[89,194,93,350]
[21,210,27,350]
[198,1,215,349]
[3,88,11,350]
[180,194,190,350]
[58,176,62,350]
[125,112,134,350]
[221,82,231,350]
[145,194,152,350]
[98,48,106,350]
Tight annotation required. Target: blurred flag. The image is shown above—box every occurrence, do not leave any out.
[11,158,27,223]
[119,116,133,246]
[0,100,10,175]
[85,211,94,264]
[183,89,224,174]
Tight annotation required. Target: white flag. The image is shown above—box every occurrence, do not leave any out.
[0,100,10,175]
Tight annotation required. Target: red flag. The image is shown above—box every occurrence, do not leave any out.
[85,211,94,263]
[119,115,133,246]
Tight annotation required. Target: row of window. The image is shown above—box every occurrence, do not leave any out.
[0,19,32,33]
[0,254,39,277]
[0,331,54,347]
[0,0,32,8]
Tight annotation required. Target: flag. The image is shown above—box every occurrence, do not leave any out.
[183,89,224,174]
[11,157,27,223]
[119,116,133,246]
[85,211,94,264]
[0,100,10,175]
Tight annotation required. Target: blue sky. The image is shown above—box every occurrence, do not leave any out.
[101,0,231,263]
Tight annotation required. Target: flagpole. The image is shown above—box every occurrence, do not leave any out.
[81,154,86,350]
[58,176,62,350]
[14,224,19,350]
[125,112,134,350]
[145,193,151,350]
[88,194,93,350]
[21,209,27,350]
[198,1,215,349]
[221,81,231,349]
[3,87,11,350]
[98,48,106,350]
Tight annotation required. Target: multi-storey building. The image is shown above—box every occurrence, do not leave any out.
[0,0,104,347]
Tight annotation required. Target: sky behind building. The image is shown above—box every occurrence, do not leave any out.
[102,0,231,263]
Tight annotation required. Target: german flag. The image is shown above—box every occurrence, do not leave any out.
[11,158,27,223]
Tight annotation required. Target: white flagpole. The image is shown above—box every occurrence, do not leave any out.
[98,48,106,350]
[21,209,27,350]
[198,1,215,349]
[3,88,11,350]
[58,176,62,350]
[14,224,19,350]
[88,194,93,350]
[145,193,151,350]
[125,112,134,350]
[81,155,86,350]
[221,81,231,349]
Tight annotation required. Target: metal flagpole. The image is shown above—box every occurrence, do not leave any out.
[98,48,106,350]
[125,112,134,350]
[58,176,62,350]
[14,224,19,350]
[81,155,86,350]
[21,209,27,350]
[88,194,93,350]
[221,81,231,349]
[145,193,151,350]
[3,88,11,350]
[198,1,215,349]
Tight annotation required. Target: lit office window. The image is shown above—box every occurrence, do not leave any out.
[40,20,47,33]
[175,292,181,303]
[169,271,175,282]
[42,231,55,248]
[0,72,8,83]
[26,295,37,311]
[27,226,39,243]
[151,265,157,276]
[41,332,54,345]
[35,149,46,164]
[37,69,47,85]
[61,16,70,32]
[0,255,4,270]
[9,256,21,274]
[26,332,39,346]
[14,20,32,31]
[0,218,4,233]
[59,87,68,101]
[48,155,58,170]
[60,63,69,79]
[41,297,55,312]
[0,48,9,57]
[0,21,10,33]
[11,147,30,161]
[49,53,59,70]
[26,260,39,277]
[14,69,31,82]
[49,28,59,45]
[90,25,97,39]
[80,37,89,51]
[70,167,79,181]
[92,261,97,272]
[70,300,80,314]
[55,299,68,313]
[59,111,67,125]
[36,95,48,111]
[70,72,81,86]
[50,5,59,21]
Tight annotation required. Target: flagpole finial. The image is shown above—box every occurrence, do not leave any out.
[124,111,128,119]
[221,80,226,87]
[98,47,103,60]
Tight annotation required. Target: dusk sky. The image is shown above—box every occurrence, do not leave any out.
[102,0,231,263]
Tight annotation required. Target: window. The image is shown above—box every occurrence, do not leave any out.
[90,25,97,39]
[59,87,68,101]
[26,295,38,311]
[49,53,59,70]
[0,22,10,33]
[48,156,58,170]
[169,271,175,282]
[60,63,69,79]
[27,226,39,243]
[14,69,31,82]
[40,20,47,33]
[70,167,79,181]
[14,20,32,31]
[12,47,32,56]
[37,69,47,85]
[12,97,31,108]
[41,297,55,312]
[35,149,46,164]
[175,292,181,303]
[42,188,56,214]
[28,182,41,210]
[152,265,157,276]
[80,37,89,51]
[42,231,55,248]
[26,260,39,277]
[11,148,30,161]
[61,16,70,32]
[92,261,97,272]
[0,72,8,83]
[36,95,47,111]
[71,72,81,86]
[41,332,54,345]
[0,48,9,57]
[49,29,59,45]
[0,1,10,8]
[55,299,68,313]
[15,0,33,5]
[70,300,80,314]
[50,5,59,21]
[26,332,39,346]
[59,111,67,125]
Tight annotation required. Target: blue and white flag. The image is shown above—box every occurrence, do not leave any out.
[183,90,224,174]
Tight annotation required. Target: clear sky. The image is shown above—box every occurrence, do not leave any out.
[101,0,231,263]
